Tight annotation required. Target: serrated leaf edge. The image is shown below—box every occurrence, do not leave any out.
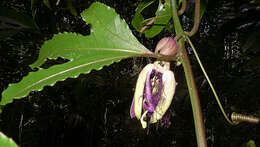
[1,55,134,105]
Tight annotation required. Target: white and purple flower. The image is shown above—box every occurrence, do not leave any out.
[130,37,179,129]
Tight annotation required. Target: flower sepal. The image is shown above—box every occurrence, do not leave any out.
[130,61,176,128]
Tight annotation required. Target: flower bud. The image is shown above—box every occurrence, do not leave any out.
[155,37,179,56]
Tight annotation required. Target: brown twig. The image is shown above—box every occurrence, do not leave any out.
[186,0,200,37]
[178,0,187,15]
[140,17,156,33]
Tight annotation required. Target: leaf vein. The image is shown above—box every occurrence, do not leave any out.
[15,55,132,97]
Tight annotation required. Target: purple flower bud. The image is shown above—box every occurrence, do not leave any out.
[155,37,179,56]
[130,61,176,128]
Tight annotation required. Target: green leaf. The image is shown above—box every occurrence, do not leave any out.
[131,0,172,38]
[200,0,207,20]
[144,0,172,38]
[43,0,51,9]
[0,132,19,147]
[131,0,155,31]
[245,140,256,147]
[1,2,153,106]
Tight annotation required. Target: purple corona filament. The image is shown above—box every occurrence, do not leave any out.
[130,37,178,129]
[130,61,176,128]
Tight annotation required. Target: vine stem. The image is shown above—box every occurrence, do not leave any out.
[177,0,187,15]
[186,0,200,37]
[185,36,236,125]
[170,0,207,146]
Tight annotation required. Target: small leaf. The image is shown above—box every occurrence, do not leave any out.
[245,140,256,147]
[200,0,207,20]
[0,132,19,147]
[1,2,154,106]
[43,0,51,9]
[131,0,155,31]
[144,0,172,38]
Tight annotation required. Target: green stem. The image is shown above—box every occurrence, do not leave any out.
[171,0,207,146]
[185,36,235,125]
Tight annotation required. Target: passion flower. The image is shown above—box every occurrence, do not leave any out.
[130,61,176,128]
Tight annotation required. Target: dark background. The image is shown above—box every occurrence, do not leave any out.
[0,0,260,146]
